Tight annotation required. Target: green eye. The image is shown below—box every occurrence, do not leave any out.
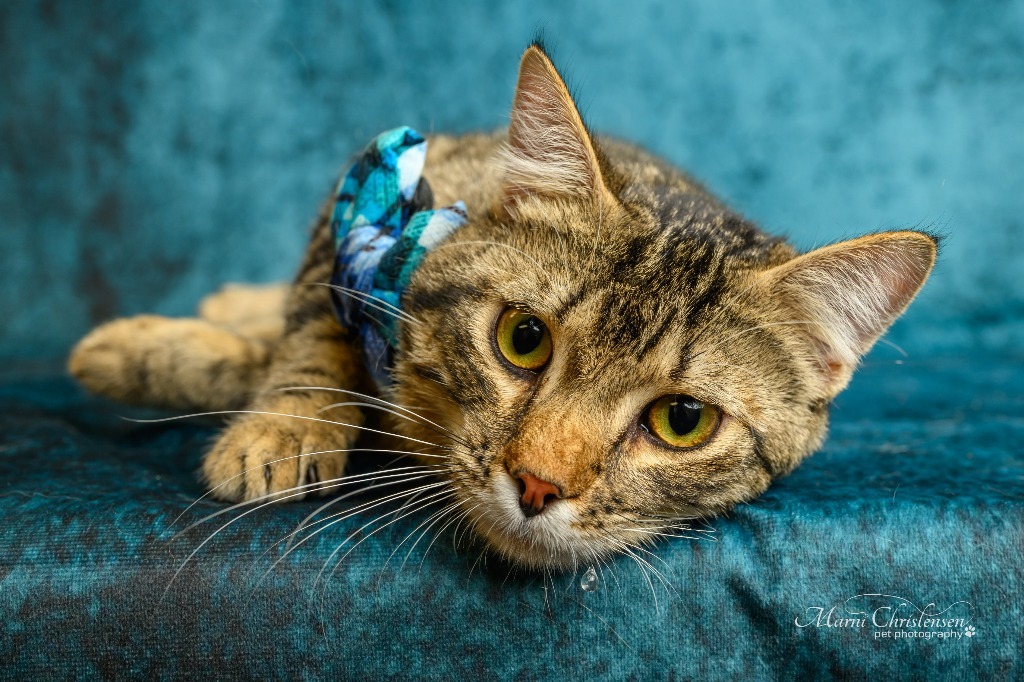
[496,308,552,371]
[645,395,721,449]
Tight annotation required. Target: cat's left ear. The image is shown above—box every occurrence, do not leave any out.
[758,231,937,395]
[498,43,617,211]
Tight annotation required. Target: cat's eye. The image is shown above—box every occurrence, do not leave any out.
[643,395,721,449]
[495,308,552,371]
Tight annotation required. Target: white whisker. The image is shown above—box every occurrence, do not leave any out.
[377,501,461,586]
[244,473,448,582]
[283,464,445,551]
[624,527,709,542]
[170,447,362,528]
[564,593,635,652]
[165,473,446,598]
[420,503,480,569]
[259,480,451,583]
[278,386,471,449]
[312,283,422,326]
[174,456,442,532]
[314,488,455,596]
[125,409,449,450]
[318,401,470,450]
[614,541,660,613]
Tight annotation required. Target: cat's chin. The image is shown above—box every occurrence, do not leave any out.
[461,469,616,571]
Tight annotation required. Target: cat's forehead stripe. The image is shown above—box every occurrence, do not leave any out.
[553,284,588,324]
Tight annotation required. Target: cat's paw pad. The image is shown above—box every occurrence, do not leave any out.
[201,416,349,503]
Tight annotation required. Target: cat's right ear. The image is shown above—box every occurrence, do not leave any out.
[498,43,617,212]
[758,231,937,396]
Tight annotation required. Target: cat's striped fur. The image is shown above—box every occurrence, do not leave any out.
[69,44,935,568]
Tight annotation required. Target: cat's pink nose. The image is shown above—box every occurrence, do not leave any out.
[515,471,562,518]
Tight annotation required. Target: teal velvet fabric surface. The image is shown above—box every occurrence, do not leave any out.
[2,355,1021,679]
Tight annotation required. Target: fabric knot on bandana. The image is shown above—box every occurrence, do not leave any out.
[330,127,467,389]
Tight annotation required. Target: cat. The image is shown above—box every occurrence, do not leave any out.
[68,43,936,569]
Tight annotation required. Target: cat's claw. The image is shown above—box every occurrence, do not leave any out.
[201,416,350,503]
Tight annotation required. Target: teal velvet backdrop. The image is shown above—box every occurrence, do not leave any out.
[2,0,1023,359]
[1,1,1023,679]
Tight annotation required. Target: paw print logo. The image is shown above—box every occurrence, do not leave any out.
[964,626,976,638]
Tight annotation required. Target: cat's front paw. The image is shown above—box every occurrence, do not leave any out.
[69,316,167,404]
[202,415,352,502]
[68,315,270,411]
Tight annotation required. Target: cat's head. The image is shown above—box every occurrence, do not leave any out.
[391,44,936,569]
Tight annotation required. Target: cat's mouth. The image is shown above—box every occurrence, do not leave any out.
[463,468,608,569]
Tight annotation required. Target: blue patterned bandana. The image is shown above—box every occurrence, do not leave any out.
[330,127,467,389]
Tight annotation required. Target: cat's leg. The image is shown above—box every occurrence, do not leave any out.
[199,309,368,502]
[68,315,274,412]
[200,214,370,502]
[69,281,290,411]
[198,282,289,340]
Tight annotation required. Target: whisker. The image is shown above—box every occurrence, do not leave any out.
[879,337,909,357]
[277,386,471,449]
[315,488,455,596]
[355,307,396,348]
[419,503,481,569]
[637,514,718,537]
[615,542,660,614]
[388,474,447,518]
[244,473,447,583]
[452,500,485,553]
[609,511,719,553]
[179,463,443,535]
[612,510,717,544]
[622,540,677,600]
[451,512,471,553]
[596,551,621,590]
[564,593,635,652]
[258,480,451,583]
[317,401,471,450]
[311,283,422,326]
[544,568,554,615]
[625,515,712,529]
[334,285,421,325]
[283,463,446,551]
[396,501,466,572]
[171,452,445,529]
[623,527,710,542]
[125,409,450,450]
[311,490,455,621]
[468,545,488,580]
[170,447,354,528]
[624,541,678,585]
[378,501,461,587]
[468,506,507,577]
[661,522,717,535]
[165,473,445,598]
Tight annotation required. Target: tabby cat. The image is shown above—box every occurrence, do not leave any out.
[68,44,936,569]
